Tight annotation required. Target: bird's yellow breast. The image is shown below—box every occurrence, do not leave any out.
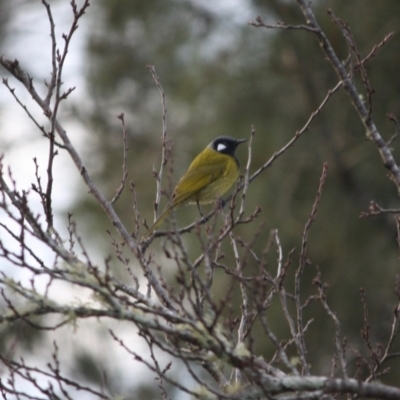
[193,156,239,203]
[171,147,239,206]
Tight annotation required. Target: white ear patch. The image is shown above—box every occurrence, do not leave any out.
[217,143,227,152]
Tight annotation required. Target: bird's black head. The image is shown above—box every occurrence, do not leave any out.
[209,136,246,157]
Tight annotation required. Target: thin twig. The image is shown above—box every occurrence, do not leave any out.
[387,114,400,147]
[239,125,255,217]
[295,163,329,374]
[111,113,129,204]
[314,266,349,378]
[249,15,318,33]
[274,229,283,278]
[359,201,400,218]
[42,0,87,230]
[147,65,168,222]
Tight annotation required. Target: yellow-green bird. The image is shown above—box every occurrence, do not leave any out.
[143,136,246,239]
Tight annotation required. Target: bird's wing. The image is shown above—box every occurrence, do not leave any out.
[171,162,225,205]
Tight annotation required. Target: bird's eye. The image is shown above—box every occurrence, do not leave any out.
[217,143,227,152]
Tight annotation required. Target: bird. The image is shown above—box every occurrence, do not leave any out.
[142,136,246,239]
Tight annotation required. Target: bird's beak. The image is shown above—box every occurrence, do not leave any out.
[237,138,247,144]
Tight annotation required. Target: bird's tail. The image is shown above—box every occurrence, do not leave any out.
[142,207,172,240]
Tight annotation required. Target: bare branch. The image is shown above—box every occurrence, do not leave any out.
[111,113,129,204]
[147,65,169,222]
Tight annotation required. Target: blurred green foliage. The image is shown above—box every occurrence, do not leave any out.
[0,0,10,43]
[77,0,400,388]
